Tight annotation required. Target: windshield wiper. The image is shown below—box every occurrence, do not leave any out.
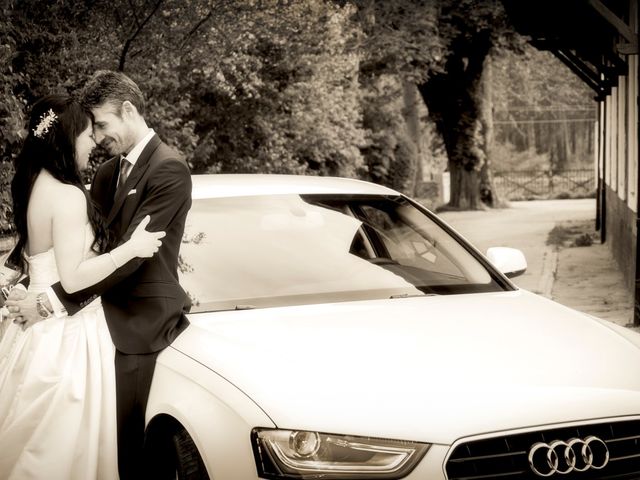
[234,304,257,310]
[389,293,437,299]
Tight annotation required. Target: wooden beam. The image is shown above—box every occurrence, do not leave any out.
[616,0,639,54]
[588,0,638,46]
[551,49,610,98]
[617,42,639,54]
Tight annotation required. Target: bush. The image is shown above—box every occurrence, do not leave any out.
[491,142,549,171]
[0,161,15,235]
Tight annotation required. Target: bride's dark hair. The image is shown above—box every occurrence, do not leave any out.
[9,94,111,274]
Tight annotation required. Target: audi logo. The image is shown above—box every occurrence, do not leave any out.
[528,436,609,477]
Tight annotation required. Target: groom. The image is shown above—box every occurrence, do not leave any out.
[8,70,192,479]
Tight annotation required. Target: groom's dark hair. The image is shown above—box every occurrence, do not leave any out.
[80,70,146,117]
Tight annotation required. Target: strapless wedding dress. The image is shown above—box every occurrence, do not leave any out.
[0,231,118,479]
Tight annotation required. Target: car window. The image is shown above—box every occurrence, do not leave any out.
[178,194,507,312]
[355,204,468,279]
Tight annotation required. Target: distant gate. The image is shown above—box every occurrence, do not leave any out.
[493,169,595,200]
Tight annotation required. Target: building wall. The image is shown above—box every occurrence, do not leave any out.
[598,4,639,296]
[627,54,639,211]
[605,185,636,292]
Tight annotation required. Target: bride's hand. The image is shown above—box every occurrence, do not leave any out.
[5,288,44,330]
[128,215,166,258]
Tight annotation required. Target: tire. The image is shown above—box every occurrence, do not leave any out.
[172,427,209,480]
[145,419,209,480]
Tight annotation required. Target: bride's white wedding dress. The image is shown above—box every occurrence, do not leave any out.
[0,225,118,479]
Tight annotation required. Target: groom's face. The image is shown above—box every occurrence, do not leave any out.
[91,102,136,156]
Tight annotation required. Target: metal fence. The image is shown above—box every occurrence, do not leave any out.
[493,169,595,200]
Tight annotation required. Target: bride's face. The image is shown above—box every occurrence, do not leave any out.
[75,123,96,171]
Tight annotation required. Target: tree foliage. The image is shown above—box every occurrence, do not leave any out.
[354,0,443,82]
[348,0,443,195]
[0,0,594,234]
[491,44,595,171]
[184,1,366,176]
[0,0,367,234]
[349,0,525,207]
[0,3,24,233]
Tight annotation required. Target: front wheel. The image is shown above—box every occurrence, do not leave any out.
[146,424,209,480]
[172,427,209,480]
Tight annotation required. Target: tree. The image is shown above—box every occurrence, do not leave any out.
[416,0,522,209]
[7,0,207,159]
[0,5,24,233]
[1,0,537,236]
[351,0,442,195]
[491,44,595,172]
[183,0,366,176]
[0,0,211,233]
[350,0,523,208]
[1,0,369,234]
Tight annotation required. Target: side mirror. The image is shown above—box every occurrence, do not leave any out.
[486,247,527,278]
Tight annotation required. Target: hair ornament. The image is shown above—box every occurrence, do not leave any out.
[32,109,58,138]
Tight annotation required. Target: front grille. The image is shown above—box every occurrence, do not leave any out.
[445,419,640,479]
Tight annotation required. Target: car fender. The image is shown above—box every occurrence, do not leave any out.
[146,346,276,478]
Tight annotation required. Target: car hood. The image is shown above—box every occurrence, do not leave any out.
[171,290,640,444]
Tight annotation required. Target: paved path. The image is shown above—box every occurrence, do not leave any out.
[552,243,634,327]
[439,199,595,295]
[439,199,635,327]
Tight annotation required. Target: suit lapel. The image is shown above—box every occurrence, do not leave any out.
[106,135,161,226]
[95,157,119,210]
[107,159,119,197]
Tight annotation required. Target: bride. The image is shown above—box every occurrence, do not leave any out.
[0,95,164,479]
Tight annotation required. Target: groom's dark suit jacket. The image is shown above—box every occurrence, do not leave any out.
[51,134,192,354]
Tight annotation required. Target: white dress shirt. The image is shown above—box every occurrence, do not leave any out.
[121,129,155,172]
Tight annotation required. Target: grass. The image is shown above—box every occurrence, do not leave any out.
[546,219,599,248]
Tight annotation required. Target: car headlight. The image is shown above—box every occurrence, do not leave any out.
[252,428,430,479]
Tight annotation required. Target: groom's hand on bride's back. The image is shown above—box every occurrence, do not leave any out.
[129,214,166,258]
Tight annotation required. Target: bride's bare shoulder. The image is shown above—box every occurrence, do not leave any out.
[52,183,86,210]
[34,173,86,211]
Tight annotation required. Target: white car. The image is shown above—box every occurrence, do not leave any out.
[145,174,640,480]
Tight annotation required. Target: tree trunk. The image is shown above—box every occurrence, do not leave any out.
[401,79,422,196]
[417,31,493,210]
[478,54,501,207]
[527,116,535,151]
[561,118,571,169]
[449,163,482,208]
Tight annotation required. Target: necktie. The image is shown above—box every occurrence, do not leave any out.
[118,157,132,190]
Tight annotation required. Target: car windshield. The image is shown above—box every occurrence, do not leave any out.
[179,193,508,312]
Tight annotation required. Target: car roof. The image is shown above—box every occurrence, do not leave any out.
[191,174,399,199]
